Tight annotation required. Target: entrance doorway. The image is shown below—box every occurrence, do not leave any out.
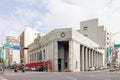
[58,41,69,71]
[58,58,61,71]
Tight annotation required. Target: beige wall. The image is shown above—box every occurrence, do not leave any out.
[20,27,40,64]
[27,28,104,72]
[80,18,109,48]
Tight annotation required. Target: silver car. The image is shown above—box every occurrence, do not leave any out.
[88,67,95,71]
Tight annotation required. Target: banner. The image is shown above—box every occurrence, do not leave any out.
[1,50,4,60]
[38,51,42,62]
[4,43,13,49]
[13,45,20,50]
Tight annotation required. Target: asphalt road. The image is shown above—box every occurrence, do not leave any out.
[0,69,120,80]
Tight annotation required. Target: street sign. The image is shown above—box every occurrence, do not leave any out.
[106,48,112,62]
[4,43,13,49]
[13,45,20,50]
[114,44,120,48]
[1,50,4,60]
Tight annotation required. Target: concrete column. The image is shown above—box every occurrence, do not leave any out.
[91,50,94,67]
[94,52,97,67]
[82,46,84,71]
[69,40,73,71]
[80,45,82,71]
[97,52,99,67]
[96,52,99,67]
[85,47,88,71]
[54,41,58,71]
[98,53,99,67]
[79,44,81,71]
[100,54,103,66]
[89,49,91,67]
[99,54,102,66]
[99,54,103,66]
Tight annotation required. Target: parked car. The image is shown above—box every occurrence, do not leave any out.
[88,67,95,71]
[98,66,104,70]
[30,67,36,71]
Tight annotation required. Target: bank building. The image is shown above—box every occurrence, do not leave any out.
[27,28,104,72]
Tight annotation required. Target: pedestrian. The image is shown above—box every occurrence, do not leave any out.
[22,63,25,72]
[14,62,18,72]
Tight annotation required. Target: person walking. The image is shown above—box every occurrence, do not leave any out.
[14,62,18,72]
[21,63,25,72]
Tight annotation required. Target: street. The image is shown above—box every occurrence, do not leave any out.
[0,69,120,80]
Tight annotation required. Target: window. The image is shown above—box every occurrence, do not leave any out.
[83,26,88,31]
[84,34,88,36]
[44,49,45,60]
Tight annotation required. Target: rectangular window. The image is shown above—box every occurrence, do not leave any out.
[83,26,88,31]
[84,34,88,36]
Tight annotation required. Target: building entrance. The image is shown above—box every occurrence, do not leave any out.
[58,58,61,71]
[58,41,69,72]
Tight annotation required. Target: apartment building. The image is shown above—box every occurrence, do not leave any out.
[20,27,41,64]
[79,18,110,67]
[79,18,109,47]
[5,36,20,65]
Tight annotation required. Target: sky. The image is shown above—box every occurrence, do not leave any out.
[0,0,120,44]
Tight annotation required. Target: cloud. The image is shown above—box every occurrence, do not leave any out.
[1,0,120,43]
[39,0,108,32]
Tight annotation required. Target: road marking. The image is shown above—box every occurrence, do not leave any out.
[0,76,8,80]
[65,76,77,80]
[89,75,111,80]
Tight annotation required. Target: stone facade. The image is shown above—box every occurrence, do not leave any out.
[27,28,104,72]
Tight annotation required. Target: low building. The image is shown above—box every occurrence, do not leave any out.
[79,18,110,67]
[27,28,104,72]
[5,36,20,66]
[20,27,41,64]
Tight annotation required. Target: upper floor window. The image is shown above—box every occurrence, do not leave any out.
[84,34,88,36]
[83,26,88,31]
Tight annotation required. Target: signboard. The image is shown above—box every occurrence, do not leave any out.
[38,51,42,62]
[106,48,112,62]
[4,43,13,49]
[1,50,4,60]
[114,44,120,48]
[13,45,20,50]
[4,44,21,50]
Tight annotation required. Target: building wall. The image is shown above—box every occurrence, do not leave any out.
[20,27,41,64]
[72,41,80,71]
[80,19,110,67]
[27,28,104,72]
[80,18,98,44]
[80,18,109,47]
[5,36,20,65]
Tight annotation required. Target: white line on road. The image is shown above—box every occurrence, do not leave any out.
[65,76,78,80]
[89,75,111,80]
[0,76,8,80]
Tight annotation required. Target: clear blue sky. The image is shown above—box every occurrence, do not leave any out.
[0,0,120,44]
